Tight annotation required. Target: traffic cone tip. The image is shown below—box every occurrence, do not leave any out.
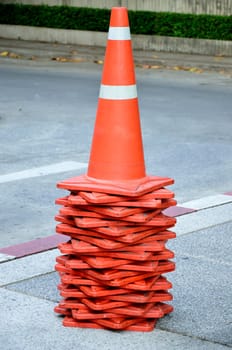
[110,7,129,27]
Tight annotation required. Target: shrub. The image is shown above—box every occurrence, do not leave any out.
[0,4,231,41]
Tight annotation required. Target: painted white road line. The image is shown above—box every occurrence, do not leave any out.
[175,202,232,236]
[182,194,232,210]
[0,161,88,184]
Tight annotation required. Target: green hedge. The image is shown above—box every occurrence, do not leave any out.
[0,4,231,40]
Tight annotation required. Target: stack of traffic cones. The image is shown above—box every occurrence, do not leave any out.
[54,7,176,332]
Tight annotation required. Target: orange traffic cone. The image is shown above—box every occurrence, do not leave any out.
[87,7,145,181]
[57,7,173,196]
[55,7,176,332]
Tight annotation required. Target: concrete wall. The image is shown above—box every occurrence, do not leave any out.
[1,24,231,56]
[0,0,232,15]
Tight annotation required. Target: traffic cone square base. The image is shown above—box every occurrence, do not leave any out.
[82,256,132,269]
[94,224,149,237]
[109,228,170,244]
[82,298,129,311]
[62,317,158,332]
[77,188,175,204]
[85,205,145,218]
[71,238,148,256]
[110,198,176,208]
[57,174,174,197]
[59,286,91,298]
[55,215,74,226]
[63,317,103,329]
[55,196,69,206]
[94,317,139,330]
[60,207,104,218]
[79,191,127,204]
[110,303,161,317]
[79,285,129,298]
[54,306,72,316]
[126,276,172,291]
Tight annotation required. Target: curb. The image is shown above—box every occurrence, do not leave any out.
[0,24,232,57]
[1,39,232,75]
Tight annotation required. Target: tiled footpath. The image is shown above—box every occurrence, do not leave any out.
[0,192,231,350]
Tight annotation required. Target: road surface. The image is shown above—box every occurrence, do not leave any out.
[0,60,231,247]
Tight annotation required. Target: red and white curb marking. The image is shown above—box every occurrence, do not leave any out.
[0,192,231,263]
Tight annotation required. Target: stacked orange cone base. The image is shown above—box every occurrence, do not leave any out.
[54,7,176,332]
[54,180,176,332]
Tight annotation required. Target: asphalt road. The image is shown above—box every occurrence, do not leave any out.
[0,60,231,247]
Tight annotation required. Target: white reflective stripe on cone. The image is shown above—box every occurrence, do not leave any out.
[108,26,131,40]
[99,84,137,100]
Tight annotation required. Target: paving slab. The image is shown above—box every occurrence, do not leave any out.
[169,221,232,263]
[0,249,57,286]
[175,202,232,236]
[0,287,229,350]
[6,271,60,303]
[159,258,232,345]
[159,221,232,346]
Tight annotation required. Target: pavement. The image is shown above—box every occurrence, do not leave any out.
[0,39,232,349]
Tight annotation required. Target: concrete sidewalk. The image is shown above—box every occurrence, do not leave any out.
[0,38,232,75]
[0,200,231,350]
